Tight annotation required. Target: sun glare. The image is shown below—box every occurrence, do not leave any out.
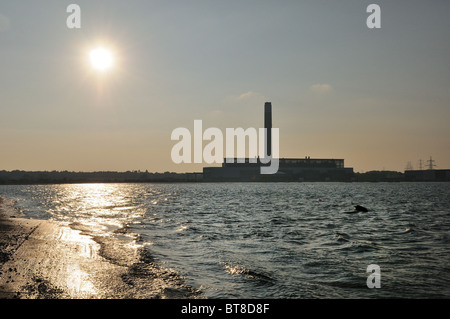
[89,47,114,72]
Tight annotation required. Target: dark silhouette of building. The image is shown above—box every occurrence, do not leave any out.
[204,157,353,182]
[405,169,450,182]
[203,102,354,182]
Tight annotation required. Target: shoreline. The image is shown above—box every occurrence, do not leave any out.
[0,196,200,299]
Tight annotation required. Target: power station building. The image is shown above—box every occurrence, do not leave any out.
[404,169,450,182]
[203,103,354,182]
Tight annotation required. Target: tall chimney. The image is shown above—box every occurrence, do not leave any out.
[264,102,272,157]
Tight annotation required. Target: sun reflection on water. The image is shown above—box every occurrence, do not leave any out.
[46,183,147,233]
[55,225,100,297]
[66,264,97,298]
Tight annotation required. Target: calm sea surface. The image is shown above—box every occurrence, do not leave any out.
[1,182,449,298]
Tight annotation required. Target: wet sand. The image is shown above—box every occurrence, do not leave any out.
[0,197,200,299]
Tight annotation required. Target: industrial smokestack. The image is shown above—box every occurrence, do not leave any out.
[264,102,272,157]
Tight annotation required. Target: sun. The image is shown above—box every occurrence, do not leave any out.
[89,47,114,72]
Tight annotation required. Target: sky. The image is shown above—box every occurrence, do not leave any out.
[0,0,449,173]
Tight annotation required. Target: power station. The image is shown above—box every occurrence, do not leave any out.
[203,102,354,182]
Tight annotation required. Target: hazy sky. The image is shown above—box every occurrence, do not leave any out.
[1,0,449,173]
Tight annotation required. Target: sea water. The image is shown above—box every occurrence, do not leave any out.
[1,182,449,298]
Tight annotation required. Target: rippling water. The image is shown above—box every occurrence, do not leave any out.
[1,182,449,298]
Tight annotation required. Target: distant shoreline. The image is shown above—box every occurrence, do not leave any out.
[1,169,449,184]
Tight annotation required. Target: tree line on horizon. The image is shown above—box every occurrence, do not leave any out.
[0,169,407,184]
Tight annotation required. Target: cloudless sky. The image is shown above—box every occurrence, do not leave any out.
[1,0,449,172]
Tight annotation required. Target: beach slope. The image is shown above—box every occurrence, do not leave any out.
[0,197,198,299]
